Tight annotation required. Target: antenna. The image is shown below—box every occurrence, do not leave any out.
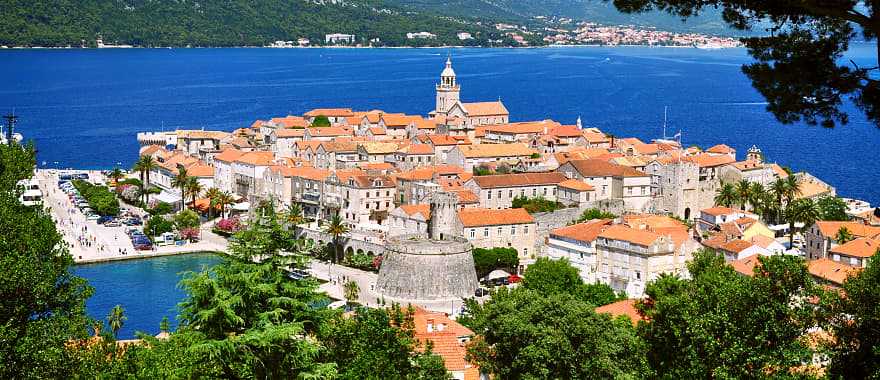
[3,111,18,146]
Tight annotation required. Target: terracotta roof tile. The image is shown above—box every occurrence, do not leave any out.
[551,219,613,243]
[458,143,535,158]
[564,159,647,178]
[462,101,509,116]
[472,172,568,188]
[235,151,275,166]
[808,258,862,285]
[706,144,735,154]
[558,179,594,191]
[304,108,354,117]
[595,299,643,325]
[458,208,534,227]
[598,225,663,247]
[399,204,431,220]
[830,238,880,258]
[213,148,244,163]
[730,255,761,277]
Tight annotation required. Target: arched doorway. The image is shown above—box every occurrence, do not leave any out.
[684,208,691,221]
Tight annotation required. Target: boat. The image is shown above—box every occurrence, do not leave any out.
[0,124,23,145]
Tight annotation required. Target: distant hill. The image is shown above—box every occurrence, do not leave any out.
[387,0,749,36]
[0,0,750,48]
[0,0,520,48]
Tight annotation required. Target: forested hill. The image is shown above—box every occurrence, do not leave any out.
[0,0,523,48]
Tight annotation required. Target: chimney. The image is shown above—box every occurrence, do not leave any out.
[427,319,435,333]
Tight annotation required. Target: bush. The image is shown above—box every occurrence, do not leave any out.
[345,253,374,271]
[72,180,120,216]
[148,202,173,216]
[179,227,200,241]
[511,196,564,214]
[118,184,140,203]
[174,210,201,230]
[145,215,174,237]
[216,218,242,234]
[573,208,617,224]
[473,247,519,278]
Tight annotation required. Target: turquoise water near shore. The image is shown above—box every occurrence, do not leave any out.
[72,253,222,339]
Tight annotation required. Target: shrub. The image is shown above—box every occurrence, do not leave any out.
[148,202,173,216]
[216,218,242,233]
[179,227,200,241]
[372,255,384,270]
[174,210,201,230]
[473,247,519,278]
[145,215,174,237]
[345,253,374,271]
[72,180,120,216]
[512,196,564,214]
[118,184,140,203]
[572,208,617,224]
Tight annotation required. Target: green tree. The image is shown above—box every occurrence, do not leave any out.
[108,167,125,185]
[573,208,617,224]
[835,226,855,244]
[611,0,880,128]
[343,280,360,307]
[133,155,157,204]
[171,166,189,211]
[215,191,235,219]
[735,179,752,210]
[511,195,564,213]
[817,195,850,221]
[107,305,127,338]
[159,316,170,333]
[148,201,173,216]
[282,202,305,227]
[462,288,650,379]
[522,257,620,306]
[145,215,174,237]
[827,253,880,378]
[324,213,349,264]
[173,209,201,230]
[785,197,821,247]
[311,115,331,127]
[715,182,738,208]
[472,247,519,278]
[184,176,203,208]
[318,306,451,380]
[0,143,93,378]
[638,249,820,378]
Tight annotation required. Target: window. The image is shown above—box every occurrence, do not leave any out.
[523,248,528,256]
[532,188,537,196]
[483,228,489,237]
[543,187,547,195]
[511,226,517,235]
[497,190,502,199]
[635,271,641,280]
[488,191,492,200]
[523,225,529,234]
[469,229,475,238]
[509,190,513,198]
[497,227,503,236]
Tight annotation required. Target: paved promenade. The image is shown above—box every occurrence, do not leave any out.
[36,169,227,264]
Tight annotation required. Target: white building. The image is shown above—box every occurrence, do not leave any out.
[325,33,355,45]
[545,219,614,283]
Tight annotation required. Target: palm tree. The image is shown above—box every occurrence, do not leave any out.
[835,226,855,244]
[133,156,157,204]
[216,191,235,219]
[783,175,803,204]
[159,316,170,333]
[785,198,821,248]
[735,179,752,211]
[715,183,737,208]
[185,176,203,209]
[108,167,125,186]
[204,187,222,219]
[343,280,360,307]
[324,213,349,264]
[282,203,305,227]
[171,166,189,211]
[107,304,127,338]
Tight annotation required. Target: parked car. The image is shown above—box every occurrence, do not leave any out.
[86,214,100,222]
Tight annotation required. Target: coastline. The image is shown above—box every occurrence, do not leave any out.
[73,249,224,265]
[0,44,745,50]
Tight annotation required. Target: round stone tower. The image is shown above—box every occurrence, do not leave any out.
[376,190,478,300]
[376,234,478,300]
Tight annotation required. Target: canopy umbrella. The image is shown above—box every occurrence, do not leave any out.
[485,269,511,281]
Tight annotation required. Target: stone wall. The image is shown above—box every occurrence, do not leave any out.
[377,235,479,300]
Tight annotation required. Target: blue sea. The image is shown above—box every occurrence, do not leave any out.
[1,45,878,204]
[5,46,879,338]
[72,254,222,339]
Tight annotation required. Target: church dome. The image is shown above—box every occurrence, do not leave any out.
[440,57,456,77]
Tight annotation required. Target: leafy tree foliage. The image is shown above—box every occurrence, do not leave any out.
[0,143,93,378]
[511,195,565,213]
[573,208,617,224]
[72,179,120,216]
[817,195,850,221]
[311,115,332,127]
[318,305,450,380]
[144,215,174,237]
[637,249,821,378]
[173,209,200,230]
[462,288,651,379]
[826,253,880,379]
[611,0,880,127]
[472,247,519,278]
[522,257,620,306]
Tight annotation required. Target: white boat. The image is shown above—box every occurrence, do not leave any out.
[0,124,23,145]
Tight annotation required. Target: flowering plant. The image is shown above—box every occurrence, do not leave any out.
[216,218,242,233]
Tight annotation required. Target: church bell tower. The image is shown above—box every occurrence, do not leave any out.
[435,57,460,115]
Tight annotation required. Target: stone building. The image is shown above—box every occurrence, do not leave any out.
[456,208,537,271]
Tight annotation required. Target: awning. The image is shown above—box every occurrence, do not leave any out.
[485,269,511,280]
[154,191,181,204]
[232,202,250,211]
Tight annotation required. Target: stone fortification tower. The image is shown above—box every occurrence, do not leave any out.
[376,191,478,300]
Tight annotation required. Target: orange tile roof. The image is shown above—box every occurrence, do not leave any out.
[382,114,422,127]
[270,115,309,128]
[213,148,244,163]
[720,239,755,254]
[235,151,275,166]
[276,128,306,138]
[399,144,434,155]
[399,204,430,220]
[814,221,880,238]
[307,126,353,137]
[701,206,740,216]
[427,134,472,146]
[410,307,477,374]
[304,108,354,117]
[357,162,395,171]
[186,164,214,178]
[768,163,789,178]
[554,148,613,165]
[558,179,594,191]
[808,258,861,285]
[140,145,166,156]
[462,101,509,116]
[450,189,480,204]
[359,142,400,154]
[289,167,330,181]
[830,238,880,258]
[595,299,643,325]
[482,120,560,135]
[689,153,736,168]
[551,219,613,242]
[472,172,568,188]
[598,225,663,247]
[458,143,536,158]
[706,144,735,154]
[458,208,534,227]
[367,126,386,135]
[732,160,764,171]
[250,120,265,129]
[730,255,761,277]
[563,159,647,178]
[582,131,611,144]
[547,124,583,138]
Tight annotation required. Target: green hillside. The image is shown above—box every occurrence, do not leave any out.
[0,0,515,47]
